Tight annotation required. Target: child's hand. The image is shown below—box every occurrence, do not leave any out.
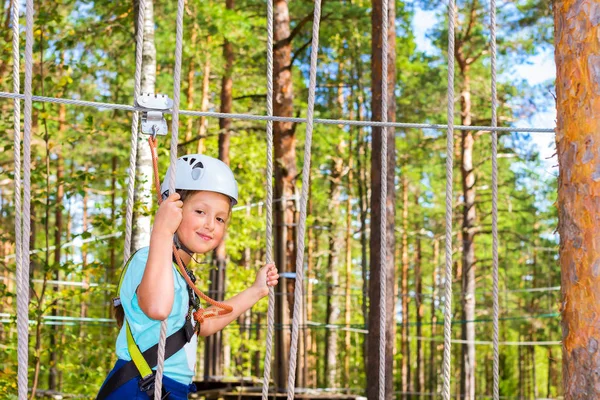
[253,263,279,298]
[154,193,183,235]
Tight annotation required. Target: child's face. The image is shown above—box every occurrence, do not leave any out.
[176,191,231,254]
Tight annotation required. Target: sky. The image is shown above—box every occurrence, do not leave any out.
[412,8,558,179]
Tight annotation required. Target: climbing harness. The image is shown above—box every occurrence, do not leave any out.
[97,253,196,400]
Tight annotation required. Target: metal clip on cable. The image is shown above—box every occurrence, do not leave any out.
[136,93,173,137]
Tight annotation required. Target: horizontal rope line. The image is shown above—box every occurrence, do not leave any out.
[0,91,555,133]
[0,315,561,346]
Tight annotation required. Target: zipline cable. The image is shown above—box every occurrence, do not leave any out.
[0,91,555,133]
[286,0,323,398]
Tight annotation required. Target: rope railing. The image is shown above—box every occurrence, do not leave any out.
[0,91,555,133]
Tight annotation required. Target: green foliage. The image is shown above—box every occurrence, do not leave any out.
[0,0,559,397]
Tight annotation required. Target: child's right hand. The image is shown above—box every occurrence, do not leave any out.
[154,192,183,235]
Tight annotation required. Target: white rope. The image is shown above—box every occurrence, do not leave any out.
[261,0,275,394]
[490,0,500,399]
[286,1,322,397]
[0,91,555,133]
[18,0,34,397]
[442,1,456,399]
[122,0,146,263]
[379,0,389,396]
[152,0,185,396]
[12,0,27,397]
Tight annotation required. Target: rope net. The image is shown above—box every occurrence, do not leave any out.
[8,0,546,399]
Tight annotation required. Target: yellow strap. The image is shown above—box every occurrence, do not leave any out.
[126,322,153,378]
[118,252,186,379]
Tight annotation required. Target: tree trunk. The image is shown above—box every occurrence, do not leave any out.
[197,40,211,154]
[325,148,344,388]
[131,0,156,253]
[48,154,63,391]
[367,0,396,396]
[273,0,296,389]
[205,0,235,378]
[458,61,476,400]
[185,19,198,152]
[307,195,316,387]
[555,1,600,397]
[400,176,410,399]
[429,239,440,394]
[414,198,425,397]
[344,130,354,389]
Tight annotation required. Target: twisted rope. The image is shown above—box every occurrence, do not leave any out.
[12,0,27,398]
[379,0,389,396]
[123,0,146,263]
[490,0,500,399]
[153,0,186,396]
[18,1,34,398]
[286,0,322,397]
[0,91,555,133]
[261,0,275,395]
[442,1,456,399]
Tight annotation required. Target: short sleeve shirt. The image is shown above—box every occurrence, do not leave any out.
[115,247,197,385]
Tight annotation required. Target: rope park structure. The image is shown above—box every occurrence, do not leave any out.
[5,0,597,398]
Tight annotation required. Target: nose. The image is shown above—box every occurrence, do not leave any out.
[204,215,214,231]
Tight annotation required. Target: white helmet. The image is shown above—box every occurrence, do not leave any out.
[160,154,238,206]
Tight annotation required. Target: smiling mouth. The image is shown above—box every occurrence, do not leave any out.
[197,232,213,241]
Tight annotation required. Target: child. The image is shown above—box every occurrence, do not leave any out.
[97,154,279,400]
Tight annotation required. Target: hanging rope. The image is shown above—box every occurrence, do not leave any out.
[379,0,389,395]
[152,0,186,395]
[285,1,322,398]
[261,0,275,395]
[16,0,34,398]
[122,0,146,263]
[442,1,456,399]
[490,0,500,399]
[12,0,27,398]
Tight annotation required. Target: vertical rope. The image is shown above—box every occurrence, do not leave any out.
[286,1,322,397]
[123,0,146,262]
[379,0,389,396]
[442,1,456,399]
[490,0,500,398]
[153,0,185,397]
[261,0,275,395]
[12,0,27,398]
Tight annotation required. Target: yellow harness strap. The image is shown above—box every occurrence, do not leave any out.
[117,251,187,379]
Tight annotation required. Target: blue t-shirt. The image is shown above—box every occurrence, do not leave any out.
[115,247,197,385]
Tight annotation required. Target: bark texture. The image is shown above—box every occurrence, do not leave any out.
[367,0,396,397]
[555,1,600,398]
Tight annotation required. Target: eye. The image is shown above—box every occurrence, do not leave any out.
[195,210,205,215]
[217,217,226,224]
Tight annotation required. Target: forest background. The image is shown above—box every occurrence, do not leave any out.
[0,0,560,398]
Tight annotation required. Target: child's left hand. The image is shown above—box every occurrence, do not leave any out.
[253,263,279,298]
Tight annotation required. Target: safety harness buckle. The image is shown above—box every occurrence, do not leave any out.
[136,93,173,137]
[139,372,171,399]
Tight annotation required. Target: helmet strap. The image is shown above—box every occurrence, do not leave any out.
[173,233,205,265]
